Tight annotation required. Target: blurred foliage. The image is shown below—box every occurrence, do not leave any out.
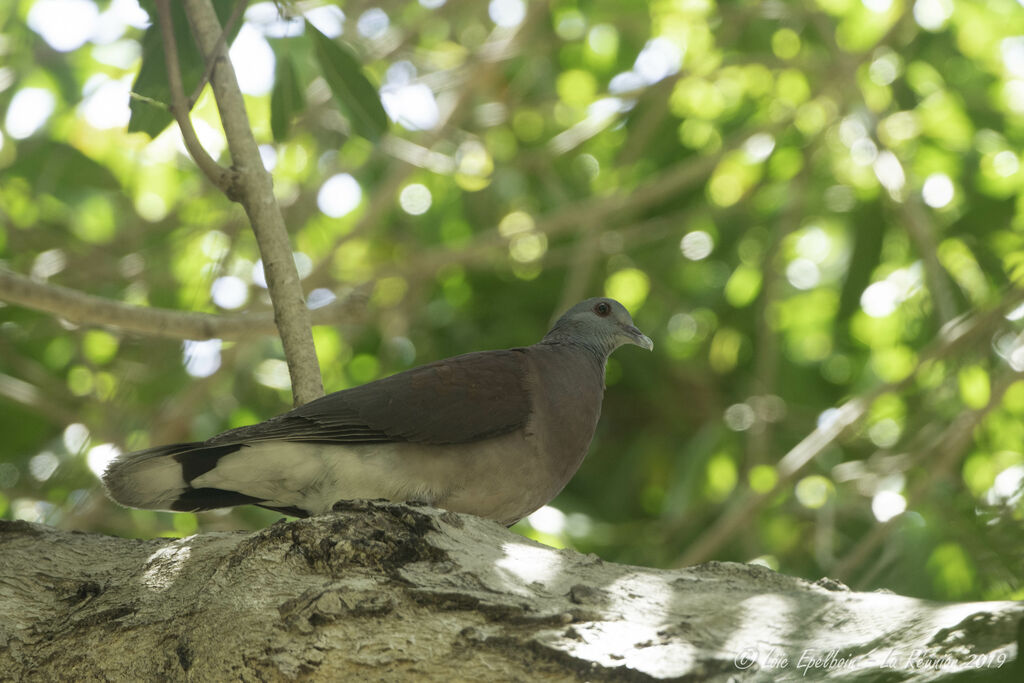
[2,0,1024,603]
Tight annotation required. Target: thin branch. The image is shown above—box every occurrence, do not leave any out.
[0,372,80,426]
[187,0,248,108]
[0,268,367,340]
[748,165,809,467]
[154,0,234,194]
[672,290,1024,567]
[571,75,678,164]
[183,0,323,405]
[547,165,597,322]
[897,194,958,324]
[554,234,600,320]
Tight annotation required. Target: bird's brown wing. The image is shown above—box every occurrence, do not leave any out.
[204,348,532,446]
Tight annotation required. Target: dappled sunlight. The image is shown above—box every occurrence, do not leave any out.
[5,88,55,139]
[489,0,525,29]
[141,543,193,592]
[87,443,122,478]
[357,8,391,39]
[229,25,275,96]
[28,0,99,52]
[211,276,249,310]
[533,569,704,673]
[606,571,675,619]
[183,340,222,379]
[398,184,432,215]
[317,174,363,218]
[381,84,440,131]
[721,592,798,654]
[304,5,344,38]
[494,541,564,591]
[527,505,566,535]
[28,452,60,482]
[872,490,907,522]
[554,620,700,674]
[80,75,133,130]
[922,173,954,208]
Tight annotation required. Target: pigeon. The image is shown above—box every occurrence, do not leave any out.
[102,297,653,525]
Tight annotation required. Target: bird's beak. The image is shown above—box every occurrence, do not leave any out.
[623,324,654,351]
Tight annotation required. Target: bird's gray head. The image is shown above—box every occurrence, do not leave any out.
[542,297,654,357]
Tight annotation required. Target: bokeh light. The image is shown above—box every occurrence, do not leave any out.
[318,173,363,217]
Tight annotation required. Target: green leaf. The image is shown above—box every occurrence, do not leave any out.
[128,5,180,137]
[724,264,762,308]
[82,330,120,366]
[958,365,991,410]
[307,21,388,141]
[271,52,306,142]
[129,0,243,137]
[8,140,121,196]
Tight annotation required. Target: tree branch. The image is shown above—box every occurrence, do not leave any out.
[188,0,247,108]
[747,164,810,467]
[155,0,234,194]
[0,268,366,341]
[3,503,1021,680]
[182,0,323,405]
[897,193,958,324]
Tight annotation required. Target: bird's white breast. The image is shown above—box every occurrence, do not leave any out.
[189,432,557,523]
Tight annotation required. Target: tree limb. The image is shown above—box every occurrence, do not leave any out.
[182,0,323,405]
[0,267,367,341]
[2,503,1021,681]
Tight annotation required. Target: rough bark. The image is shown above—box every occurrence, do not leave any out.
[1,501,1021,682]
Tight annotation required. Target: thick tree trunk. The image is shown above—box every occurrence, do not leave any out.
[1,501,1021,681]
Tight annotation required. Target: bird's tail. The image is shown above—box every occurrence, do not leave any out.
[102,442,262,512]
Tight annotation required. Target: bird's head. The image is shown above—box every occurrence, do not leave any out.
[543,297,654,357]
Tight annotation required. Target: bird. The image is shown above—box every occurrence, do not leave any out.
[102,297,653,526]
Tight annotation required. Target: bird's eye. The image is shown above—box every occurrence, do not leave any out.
[594,301,611,317]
